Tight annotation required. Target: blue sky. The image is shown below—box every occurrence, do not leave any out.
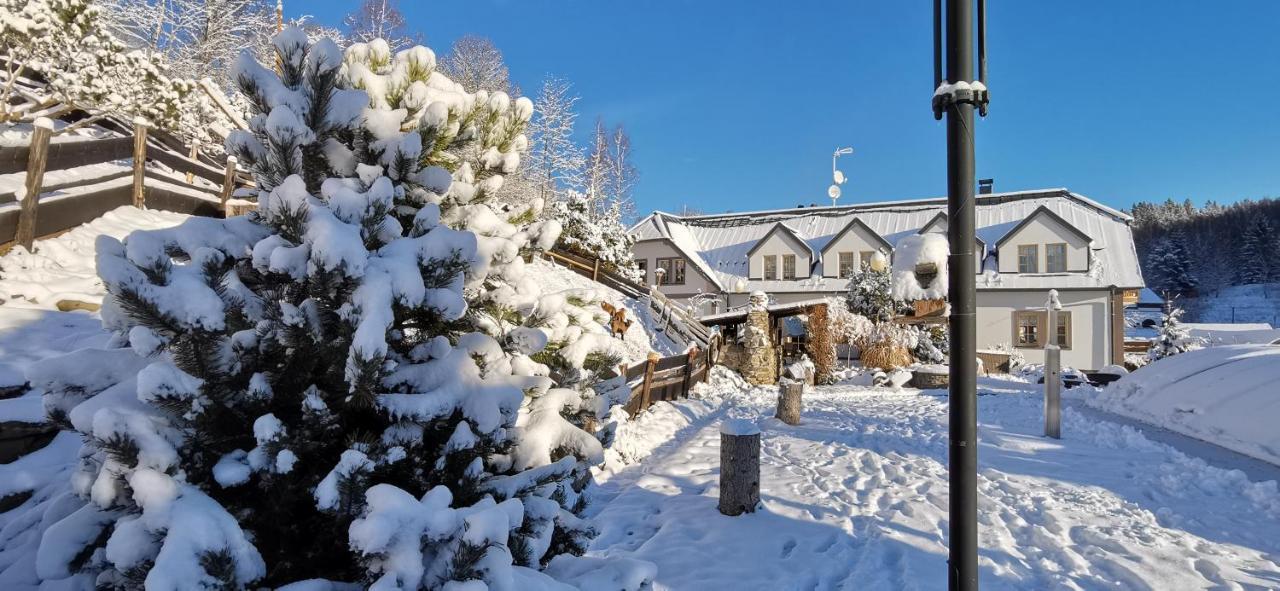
[299,1,1280,216]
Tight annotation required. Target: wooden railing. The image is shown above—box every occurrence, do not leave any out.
[542,248,715,349]
[618,341,720,416]
[0,120,252,249]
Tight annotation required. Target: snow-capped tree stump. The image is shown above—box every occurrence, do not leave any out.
[719,419,761,516]
[776,382,803,425]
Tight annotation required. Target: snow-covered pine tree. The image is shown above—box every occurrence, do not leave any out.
[1236,217,1276,285]
[845,253,896,322]
[1146,230,1197,295]
[1147,302,1203,361]
[29,28,644,589]
[547,190,642,283]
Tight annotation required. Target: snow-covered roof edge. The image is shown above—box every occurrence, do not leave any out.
[819,217,893,254]
[745,222,817,258]
[993,204,1094,248]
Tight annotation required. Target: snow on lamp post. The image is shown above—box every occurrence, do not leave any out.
[829,146,853,206]
[1044,289,1062,439]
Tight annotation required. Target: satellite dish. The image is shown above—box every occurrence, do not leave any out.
[827,184,841,200]
[833,170,846,185]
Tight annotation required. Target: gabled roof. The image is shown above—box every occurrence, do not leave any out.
[627,189,1144,292]
[820,217,893,254]
[993,205,1093,248]
[917,212,989,250]
[745,222,816,258]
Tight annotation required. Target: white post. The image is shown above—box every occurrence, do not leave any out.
[1044,289,1062,439]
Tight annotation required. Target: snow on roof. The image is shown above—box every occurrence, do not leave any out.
[631,189,1144,292]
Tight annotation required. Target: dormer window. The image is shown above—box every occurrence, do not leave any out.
[764,255,778,280]
[1017,245,1039,273]
[782,254,797,280]
[1046,243,1067,273]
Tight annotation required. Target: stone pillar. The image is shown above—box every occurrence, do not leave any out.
[740,292,777,385]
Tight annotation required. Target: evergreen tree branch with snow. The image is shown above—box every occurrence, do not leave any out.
[22,28,650,590]
[1147,302,1204,362]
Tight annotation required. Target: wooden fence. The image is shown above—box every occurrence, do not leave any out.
[542,248,715,349]
[618,343,719,416]
[0,120,251,250]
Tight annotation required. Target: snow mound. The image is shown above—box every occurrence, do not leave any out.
[890,233,948,301]
[0,207,188,308]
[1088,344,1280,465]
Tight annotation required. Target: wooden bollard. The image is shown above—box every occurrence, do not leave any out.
[718,418,760,516]
[776,381,803,426]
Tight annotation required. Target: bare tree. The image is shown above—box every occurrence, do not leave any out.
[581,118,638,223]
[343,0,420,51]
[606,123,638,221]
[440,35,517,95]
[527,76,584,200]
[103,0,276,91]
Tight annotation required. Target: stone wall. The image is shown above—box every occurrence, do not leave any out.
[739,308,778,385]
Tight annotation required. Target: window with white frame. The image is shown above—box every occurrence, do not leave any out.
[838,252,855,278]
[763,255,778,280]
[782,254,797,280]
[656,257,686,285]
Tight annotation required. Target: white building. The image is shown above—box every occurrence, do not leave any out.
[629,188,1145,371]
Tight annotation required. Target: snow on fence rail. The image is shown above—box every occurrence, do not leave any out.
[0,120,252,250]
[542,248,715,350]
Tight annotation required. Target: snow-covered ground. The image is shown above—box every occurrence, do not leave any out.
[531,258,683,359]
[1187,283,1280,325]
[587,371,1280,590]
[1088,345,1280,466]
[0,206,188,309]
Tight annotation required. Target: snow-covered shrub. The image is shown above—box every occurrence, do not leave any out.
[988,342,1027,371]
[911,324,948,364]
[0,0,230,149]
[24,29,648,589]
[860,323,915,370]
[1147,305,1204,362]
[845,254,896,322]
[547,190,641,283]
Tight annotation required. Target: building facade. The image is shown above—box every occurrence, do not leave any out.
[629,189,1145,371]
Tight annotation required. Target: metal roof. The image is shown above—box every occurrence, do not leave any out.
[630,188,1144,292]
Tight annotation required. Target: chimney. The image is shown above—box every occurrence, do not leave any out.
[978,178,994,194]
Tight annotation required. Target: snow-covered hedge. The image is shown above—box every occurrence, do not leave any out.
[12,28,650,590]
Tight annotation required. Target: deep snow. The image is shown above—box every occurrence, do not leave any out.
[586,371,1280,590]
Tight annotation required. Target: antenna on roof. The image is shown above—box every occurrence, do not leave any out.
[830,147,853,206]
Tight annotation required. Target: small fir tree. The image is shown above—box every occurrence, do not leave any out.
[27,28,645,590]
[548,190,642,282]
[845,254,896,323]
[1147,303,1204,362]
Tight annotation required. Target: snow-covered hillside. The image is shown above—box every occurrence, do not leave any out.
[586,372,1280,589]
[1088,345,1280,465]
[1187,283,1280,325]
[0,207,188,309]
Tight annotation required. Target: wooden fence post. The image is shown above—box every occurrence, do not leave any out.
[639,352,659,412]
[131,118,148,208]
[220,155,238,216]
[185,145,198,184]
[592,257,600,281]
[14,118,53,251]
[719,419,761,516]
[681,347,698,398]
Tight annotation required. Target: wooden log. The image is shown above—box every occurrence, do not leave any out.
[639,352,659,412]
[14,118,52,251]
[776,381,803,425]
[131,119,148,208]
[718,419,761,516]
[220,156,238,215]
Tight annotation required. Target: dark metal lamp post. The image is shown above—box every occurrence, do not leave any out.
[932,0,990,589]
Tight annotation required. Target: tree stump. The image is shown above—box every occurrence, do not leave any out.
[719,419,761,516]
[776,382,803,425]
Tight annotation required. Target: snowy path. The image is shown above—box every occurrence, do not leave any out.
[586,377,1280,590]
